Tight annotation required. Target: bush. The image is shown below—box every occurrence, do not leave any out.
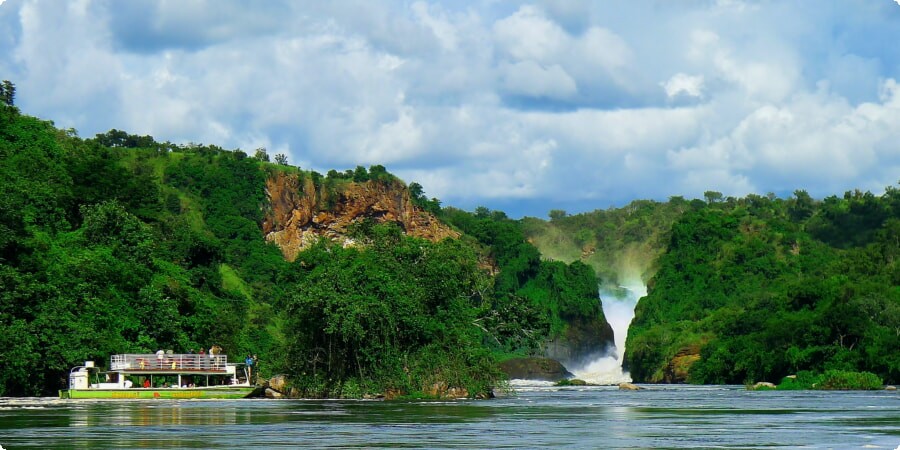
[776,370,882,390]
[818,370,883,390]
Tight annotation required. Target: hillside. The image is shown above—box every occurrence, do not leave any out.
[521,200,690,287]
[0,105,613,397]
[626,191,900,384]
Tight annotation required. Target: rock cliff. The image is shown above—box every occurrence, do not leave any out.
[262,171,459,261]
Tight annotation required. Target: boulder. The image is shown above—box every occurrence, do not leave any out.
[750,382,776,390]
[499,357,573,382]
[543,317,615,366]
[491,387,510,399]
[424,382,469,399]
[618,383,641,391]
[268,374,288,393]
[885,385,897,391]
[264,388,284,399]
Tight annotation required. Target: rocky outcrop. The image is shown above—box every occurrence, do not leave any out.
[499,357,574,381]
[268,374,288,393]
[662,346,701,383]
[543,316,615,368]
[262,172,459,261]
[618,382,641,391]
[265,387,284,399]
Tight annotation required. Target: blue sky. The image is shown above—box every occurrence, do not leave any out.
[1,0,899,218]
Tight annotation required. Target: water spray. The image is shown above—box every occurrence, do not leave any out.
[570,283,647,385]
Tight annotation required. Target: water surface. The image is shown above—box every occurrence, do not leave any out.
[1,385,898,448]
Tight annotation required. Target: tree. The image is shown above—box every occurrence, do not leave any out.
[548,209,567,220]
[704,191,723,204]
[789,189,815,221]
[253,147,269,162]
[409,182,425,200]
[352,165,369,182]
[1,80,14,106]
[274,153,288,165]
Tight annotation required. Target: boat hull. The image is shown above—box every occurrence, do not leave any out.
[59,387,257,399]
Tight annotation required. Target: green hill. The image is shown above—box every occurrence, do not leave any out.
[0,103,611,397]
[626,191,900,384]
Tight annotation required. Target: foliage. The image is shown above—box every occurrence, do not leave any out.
[0,108,290,395]
[442,206,611,357]
[0,107,546,398]
[626,187,900,385]
[521,199,689,287]
[776,370,883,390]
[282,224,502,397]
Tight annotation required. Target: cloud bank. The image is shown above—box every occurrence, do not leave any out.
[1,0,899,217]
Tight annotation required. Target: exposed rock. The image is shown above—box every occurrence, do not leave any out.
[618,383,641,391]
[264,388,284,399]
[424,382,469,399]
[383,388,404,400]
[749,382,776,390]
[268,374,288,393]
[491,387,511,399]
[262,172,459,261]
[499,357,574,382]
[543,316,615,367]
[662,345,702,383]
[885,385,897,391]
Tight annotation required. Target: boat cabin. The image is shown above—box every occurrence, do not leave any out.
[69,353,248,390]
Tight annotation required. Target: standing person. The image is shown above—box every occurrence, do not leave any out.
[156,349,165,369]
[244,354,254,383]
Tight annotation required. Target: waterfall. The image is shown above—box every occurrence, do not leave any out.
[570,283,646,385]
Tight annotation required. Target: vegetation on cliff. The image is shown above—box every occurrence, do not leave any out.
[441,207,614,363]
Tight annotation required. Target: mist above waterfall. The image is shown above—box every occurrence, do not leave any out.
[570,281,646,385]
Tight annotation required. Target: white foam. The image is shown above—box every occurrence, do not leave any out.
[570,284,646,385]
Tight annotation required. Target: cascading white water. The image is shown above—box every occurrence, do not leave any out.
[570,283,646,384]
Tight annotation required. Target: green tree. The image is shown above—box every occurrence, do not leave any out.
[1,80,14,106]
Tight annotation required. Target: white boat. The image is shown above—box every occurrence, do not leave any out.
[59,353,259,399]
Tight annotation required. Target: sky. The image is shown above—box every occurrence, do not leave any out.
[1,0,899,218]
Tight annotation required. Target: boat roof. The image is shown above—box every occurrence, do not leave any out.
[106,353,241,375]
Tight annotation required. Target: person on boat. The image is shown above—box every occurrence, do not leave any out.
[156,349,165,368]
[143,378,151,388]
[245,354,254,382]
[124,379,133,388]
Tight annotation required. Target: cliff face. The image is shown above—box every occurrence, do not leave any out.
[262,172,459,261]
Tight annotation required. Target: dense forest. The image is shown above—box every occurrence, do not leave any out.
[627,190,900,385]
[0,99,608,397]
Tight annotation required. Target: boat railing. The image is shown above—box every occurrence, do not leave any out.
[110,354,229,371]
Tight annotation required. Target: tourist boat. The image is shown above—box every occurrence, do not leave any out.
[59,353,259,399]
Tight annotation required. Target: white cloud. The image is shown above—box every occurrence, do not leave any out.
[493,5,568,63]
[500,60,577,99]
[2,1,899,217]
[662,73,705,99]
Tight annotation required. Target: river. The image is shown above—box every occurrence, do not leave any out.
[2,385,898,448]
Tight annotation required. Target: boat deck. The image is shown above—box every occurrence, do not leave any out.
[111,353,232,374]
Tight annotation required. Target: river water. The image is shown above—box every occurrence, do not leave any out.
[2,385,898,449]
